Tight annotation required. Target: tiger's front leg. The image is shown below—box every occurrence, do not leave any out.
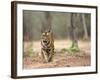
[48,48,54,62]
[41,49,49,63]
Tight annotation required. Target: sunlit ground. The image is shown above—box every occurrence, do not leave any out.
[23,39,91,69]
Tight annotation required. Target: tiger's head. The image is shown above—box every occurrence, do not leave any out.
[41,31,51,44]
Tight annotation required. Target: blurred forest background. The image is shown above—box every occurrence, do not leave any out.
[23,10,91,69]
[23,10,91,41]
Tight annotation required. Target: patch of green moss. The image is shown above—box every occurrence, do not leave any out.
[68,46,80,54]
[67,42,80,54]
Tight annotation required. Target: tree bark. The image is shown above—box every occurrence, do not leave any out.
[41,12,52,32]
[82,14,89,40]
[69,13,79,52]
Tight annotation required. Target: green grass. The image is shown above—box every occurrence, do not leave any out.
[67,46,80,54]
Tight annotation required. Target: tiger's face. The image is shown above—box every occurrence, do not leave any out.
[41,31,51,45]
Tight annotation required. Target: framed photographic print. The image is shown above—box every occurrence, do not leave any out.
[11,1,98,78]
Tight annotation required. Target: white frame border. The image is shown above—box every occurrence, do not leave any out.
[16,3,97,76]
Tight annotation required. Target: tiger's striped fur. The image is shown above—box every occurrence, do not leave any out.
[41,31,54,63]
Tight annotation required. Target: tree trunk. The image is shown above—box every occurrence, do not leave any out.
[41,12,52,32]
[82,14,89,40]
[69,13,79,53]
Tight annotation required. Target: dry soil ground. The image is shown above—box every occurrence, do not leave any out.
[23,40,90,69]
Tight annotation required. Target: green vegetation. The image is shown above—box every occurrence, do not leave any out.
[68,43,80,54]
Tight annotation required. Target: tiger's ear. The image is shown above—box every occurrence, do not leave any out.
[42,32,45,35]
[48,30,50,32]
[47,32,49,35]
[48,29,51,32]
[47,26,51,32]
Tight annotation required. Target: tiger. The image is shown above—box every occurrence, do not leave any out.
[41,30,54,63]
